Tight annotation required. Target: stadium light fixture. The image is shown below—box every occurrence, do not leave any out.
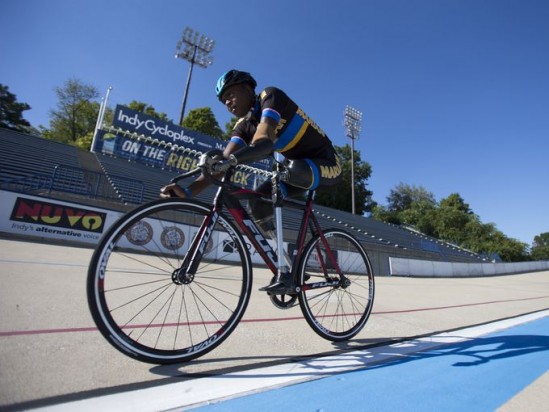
[344,105,363,214]
[175,27,215,126]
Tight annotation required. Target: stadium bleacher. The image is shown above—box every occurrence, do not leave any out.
[94,153,176,202]
[0,129,82,179]
[0,129,94,195]
[0,129,486,275]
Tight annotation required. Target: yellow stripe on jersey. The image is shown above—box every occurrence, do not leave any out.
[279,121,308,153]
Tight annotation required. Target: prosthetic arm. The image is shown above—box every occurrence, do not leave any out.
[211,138,274,173]
[230,138,274,165]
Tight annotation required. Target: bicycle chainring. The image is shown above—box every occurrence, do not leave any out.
[269,293,298,309]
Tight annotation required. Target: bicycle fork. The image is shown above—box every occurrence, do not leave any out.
[313,232,351,290]
[172,209,219,285]
[299,202,350,292]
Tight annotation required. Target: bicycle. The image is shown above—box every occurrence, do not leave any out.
[87,150,375,364]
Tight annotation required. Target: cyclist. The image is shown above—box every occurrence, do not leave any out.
[161,69,342,292]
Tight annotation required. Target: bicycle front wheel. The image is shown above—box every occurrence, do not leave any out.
[298,229,374,341]
[87,198,252,364]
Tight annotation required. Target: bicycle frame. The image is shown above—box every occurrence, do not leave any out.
[88,156,374,364]
[175,165,343,291]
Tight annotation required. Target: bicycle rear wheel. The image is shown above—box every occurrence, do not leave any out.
[87,198,252,364]
[298,229,374,341]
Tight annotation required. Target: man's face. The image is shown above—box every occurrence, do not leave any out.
[221,84,253,118]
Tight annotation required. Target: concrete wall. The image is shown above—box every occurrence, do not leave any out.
[365,245,470,277]
[389,257,549,277]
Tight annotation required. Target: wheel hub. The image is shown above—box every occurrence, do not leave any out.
[340,276,351,289]
[172,267,195,285]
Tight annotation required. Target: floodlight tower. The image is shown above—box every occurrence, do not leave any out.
[344,105,363,214]
[175,27,215,125]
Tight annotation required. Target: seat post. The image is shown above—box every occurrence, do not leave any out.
[273,153,289,276]
[274,204,288,274]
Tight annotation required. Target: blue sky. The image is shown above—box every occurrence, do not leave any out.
[1,0,548,247]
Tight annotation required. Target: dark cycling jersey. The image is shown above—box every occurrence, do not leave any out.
[230,87,334,160]
[230,87,341,192]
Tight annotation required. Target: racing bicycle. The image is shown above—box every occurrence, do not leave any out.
[87,150,375,364]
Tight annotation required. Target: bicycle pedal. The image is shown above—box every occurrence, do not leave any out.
[259,282,300,295]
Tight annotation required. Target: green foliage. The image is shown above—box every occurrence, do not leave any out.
[43,78,99,143]
[0,84,32,132]
[315,144,375,214]
[126,101,170,122]
[74,131,94,151]
[533,232,549,247]
[182,107,223,138]
[433,193,473,244]
[531,232,549,260]
[374,184,530,262]
[371,204,401,225]
[374,183,437,234]
[387,183,436,212]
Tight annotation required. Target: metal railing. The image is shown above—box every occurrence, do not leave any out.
[0,165,144,204]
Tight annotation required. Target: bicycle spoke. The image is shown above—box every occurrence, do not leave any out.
[88,199,252,364]
[299,229,374,341]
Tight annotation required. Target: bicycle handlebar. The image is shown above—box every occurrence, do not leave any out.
[170,150,238,186]
[170,167,201,184]
[169,150,274,190]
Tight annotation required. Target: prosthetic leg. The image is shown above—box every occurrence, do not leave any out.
[258,154,309,295]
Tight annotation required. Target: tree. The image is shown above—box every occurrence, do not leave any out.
[182,107,223,138]
[462,220,497,253]
[433,193,474,243]
[531,232,549,260]
[127,100,170,122]
[315,144,375,214]
[400,201,438,236]
[373,183,435,225]
[435,195,528,261]
[43,78,99,143]
[387,183,436,213]
[371,204,401,225]
[371,182,532,261]
[532,232,549,248]
[377,183,438,234]
[0,84,31,132]
[487,233,528,262]
[73,131,94,151]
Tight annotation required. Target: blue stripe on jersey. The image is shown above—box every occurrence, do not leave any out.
[230,136,247,147]
[304,158,320,190]
[261,108,281,123]
[274,113,305,151]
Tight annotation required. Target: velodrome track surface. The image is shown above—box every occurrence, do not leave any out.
[1,237,548,411]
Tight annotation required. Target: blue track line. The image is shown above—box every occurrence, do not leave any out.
[196,316,549,412]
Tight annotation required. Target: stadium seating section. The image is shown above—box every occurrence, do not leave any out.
[1,129,485,269]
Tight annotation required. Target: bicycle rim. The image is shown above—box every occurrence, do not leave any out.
[87,199,252,364]
[298,229,374,341]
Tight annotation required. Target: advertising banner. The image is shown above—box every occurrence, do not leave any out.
[94,105,271,190]
[0,190,121,245]
[112,104,223,153]
[0,190,285,265]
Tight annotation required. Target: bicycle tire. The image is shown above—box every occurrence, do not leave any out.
[298,229,375,341]
[87,198,253,364]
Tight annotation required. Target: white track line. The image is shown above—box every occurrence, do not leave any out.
[35,310,549,412]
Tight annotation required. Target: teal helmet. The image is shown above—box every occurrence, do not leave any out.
[216,70,257,101]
